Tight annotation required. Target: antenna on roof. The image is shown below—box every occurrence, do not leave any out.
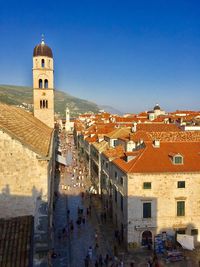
[41,34,45,45]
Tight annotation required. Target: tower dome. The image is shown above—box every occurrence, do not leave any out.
[154,104,161,111]
[33,38,53,58]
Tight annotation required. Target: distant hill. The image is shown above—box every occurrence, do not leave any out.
[98,105,122,115]
[0,85,99,117]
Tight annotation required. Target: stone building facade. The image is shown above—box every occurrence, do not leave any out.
[0,103,55,261]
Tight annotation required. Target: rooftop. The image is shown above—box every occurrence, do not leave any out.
[0,215,34,267]
[0,103,53,157]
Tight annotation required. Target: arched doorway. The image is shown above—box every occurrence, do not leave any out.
[142,230,152,246]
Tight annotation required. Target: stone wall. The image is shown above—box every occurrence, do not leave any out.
[0,130,49,218]
[127,172,200,245]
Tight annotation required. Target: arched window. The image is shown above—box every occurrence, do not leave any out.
[44,79,48,88]
[46,100,48,108]
[43,100,46,108]
[40,100,42,109]
[39,79,43,88]
[41,59,45,68]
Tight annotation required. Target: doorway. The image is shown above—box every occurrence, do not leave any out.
[142,230,152,246]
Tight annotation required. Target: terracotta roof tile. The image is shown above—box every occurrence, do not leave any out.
[103,145,125,160]
[105,127,131,138]
[113,141,200,173]
[0,103,53,157]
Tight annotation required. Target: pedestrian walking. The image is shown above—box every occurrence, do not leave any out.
[87,246,93,259]
[119,259,124,267]
[113,245,118,257]
[82,216,86,224]
[95,231,98,242]
[104,212,107,223]
[86,208,89,216]
[100,212,104,223]
[98,254,103,266]
[70,220,74,231]
[84,255,89,267]
[95,242,99,250]
[104,254,109,266]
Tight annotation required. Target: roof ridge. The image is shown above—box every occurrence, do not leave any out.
[126,147,147,172]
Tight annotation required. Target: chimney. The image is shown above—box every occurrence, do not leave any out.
[131,122,137,133]
[153,140,160,148]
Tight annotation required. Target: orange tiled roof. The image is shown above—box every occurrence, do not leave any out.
[0,103,53,157]
[137,112,148,117]
[113,141,200,173]
[148,131,200,142]
[136,123,181,132]
[105,127,131,138]
[103,145,125,160]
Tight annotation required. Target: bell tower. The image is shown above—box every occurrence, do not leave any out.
[33,37,54,128]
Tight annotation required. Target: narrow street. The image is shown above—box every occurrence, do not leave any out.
[52,133,114,267]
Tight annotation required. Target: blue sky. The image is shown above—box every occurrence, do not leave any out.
[0,0,200,113]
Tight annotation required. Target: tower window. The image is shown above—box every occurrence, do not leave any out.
[40,100,42,109]
[41,59,45,68]
[46,100,48,108]
[39,79,43,88]
[43,100,46,108]
[44,79,48,88]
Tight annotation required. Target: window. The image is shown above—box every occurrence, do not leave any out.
[106,162,108,169]
[120,177,123,186]
[44,79,48,88]
[191,229,198,235]
[113,139,117,147]
[115,188,117,203]
[174,156,183,164]
[177,201,185,216]
[143,182,151,189]
[41,59,45,68]
[115,171,117,178]
[143,202,151,218]
[177,181,185,188]
[40,100,42,109]
[39,79,43,88]
[120,195,123,211]
[46,100,48,108]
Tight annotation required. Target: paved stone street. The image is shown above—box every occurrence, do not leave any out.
[51,132,198,267]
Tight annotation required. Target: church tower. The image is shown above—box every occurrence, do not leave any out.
[33,37,54,128]
[65,107,70,131]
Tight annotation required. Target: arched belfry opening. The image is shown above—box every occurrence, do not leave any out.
[44,79,48,88]
[41,59,45,68]
[39,79,43,89]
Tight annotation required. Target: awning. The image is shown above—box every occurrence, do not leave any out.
[56,154,68,166]
[177,234,194,250]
